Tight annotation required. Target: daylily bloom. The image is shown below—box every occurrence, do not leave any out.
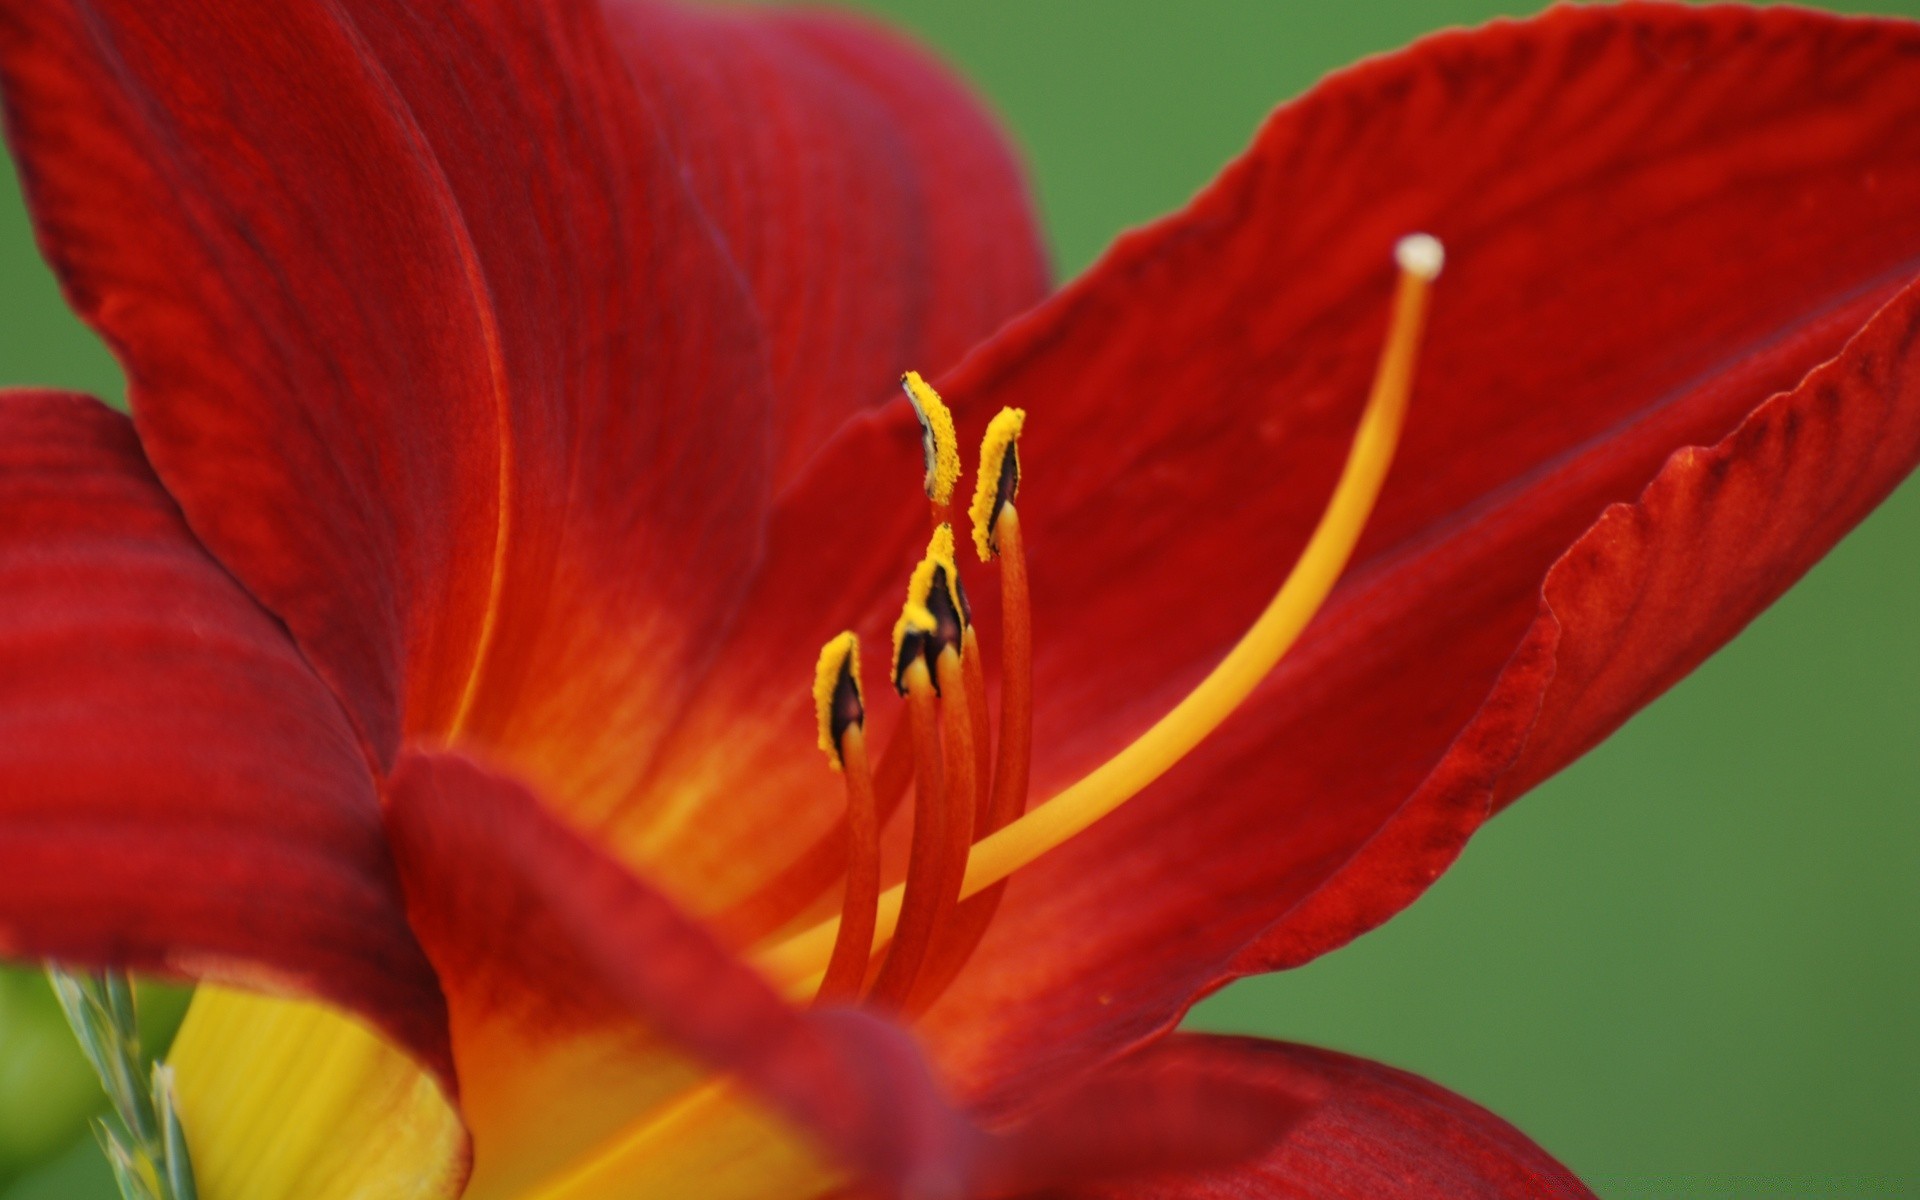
[2,0,1917,1196]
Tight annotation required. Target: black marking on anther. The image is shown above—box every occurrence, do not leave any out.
[926,566,966,650]
[894,566,969,697]
[988,443,1020,550]
[894,628,929,695]
[828,653,864,760]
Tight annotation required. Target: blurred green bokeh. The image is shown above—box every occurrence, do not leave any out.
[0,973,189,1189]
[1,2,1915,1197]
[0,972,111,1176]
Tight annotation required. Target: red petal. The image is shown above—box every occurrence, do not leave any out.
[1060,1036,1592,1200]
[0,2,508,757]
[976,1036,1318,1198]
[660,5,1920,1103]
[384,749,983,1197]
[0,390,448,1080]
[923,8,1920,1107]
[0,1,774,785]
[607,1,1049,485]
[386,751,1325,1196]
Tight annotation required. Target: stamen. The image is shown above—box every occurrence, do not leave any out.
[959,627,993,821]
[899,646,979,1016]
[863,655,947,1010]
[889,525,966,694]
[812,636,882,1004]
[817,756,880,1002]
[902,371,961,514]
[866,525,979,1010]
[910,501,1034,1011]
[967,407,1025,561]
[760,237,1443,993]
[811,632,864,773]
[972,414,1035,848]
[981,507,1034,850]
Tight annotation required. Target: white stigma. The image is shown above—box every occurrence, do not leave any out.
[1394,232,1445,281]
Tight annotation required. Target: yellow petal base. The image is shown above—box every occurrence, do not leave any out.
[170,988,466,1200]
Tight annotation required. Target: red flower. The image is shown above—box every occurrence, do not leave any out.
[2,2,1917,1197]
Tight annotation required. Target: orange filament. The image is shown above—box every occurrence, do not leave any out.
[981,509,1034,842]
[769,235,1443,998]
[815,723,880,1004]
[864,658,948,1010]
[899,647,980,1016]
[908,507,1033,1011]
[959,627,993,823]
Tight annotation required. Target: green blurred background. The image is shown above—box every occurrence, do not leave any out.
[1,2,1915,1197]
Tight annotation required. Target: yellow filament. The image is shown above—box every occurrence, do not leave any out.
[811,632,861,771]
[902,371,961,506]
[968,407,1026,561]
[762,238,1443,991]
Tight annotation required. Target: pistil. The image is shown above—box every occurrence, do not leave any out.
[958,234,1441,894]
[768,235,1443,1000]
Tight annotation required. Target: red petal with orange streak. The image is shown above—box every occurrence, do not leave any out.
[0,390,448,1080]
[606,0,1050,486]
[385,748,985,1198]
[0,1,1046,883]
[927,12,1920,1108]
[384,751,1324,1199]
[1059,1036,1593,1200]
[0,0,515,760]
[642,5,1920,1105]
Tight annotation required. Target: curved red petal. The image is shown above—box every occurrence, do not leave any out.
[384,749,985,1198]
[920,10,1920,1108]
[0,0,777,786]
[1060,1036,1593,1200]
[668,5,1920,1103]
[0,390,448,1081]
[607,1,1049,485]
[976,1035,1318,1198]
[0,1,508,759]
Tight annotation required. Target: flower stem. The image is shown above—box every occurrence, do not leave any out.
[46,968,198,1200]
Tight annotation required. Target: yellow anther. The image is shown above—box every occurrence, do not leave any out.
[888,524,964,693]
[812,632,863,772]
[968,407,1026,561]
[902,371,961,507]
[889,604,937,695]
[758,235,1444,993]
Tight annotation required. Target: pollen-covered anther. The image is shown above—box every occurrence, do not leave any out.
[812,632,864,772]
[890,524,967,693]
[902,371,961,507]
[968,407,1026,561]
[811,633,883,1004]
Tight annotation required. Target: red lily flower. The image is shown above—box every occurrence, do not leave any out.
[2,1,1917,1196]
